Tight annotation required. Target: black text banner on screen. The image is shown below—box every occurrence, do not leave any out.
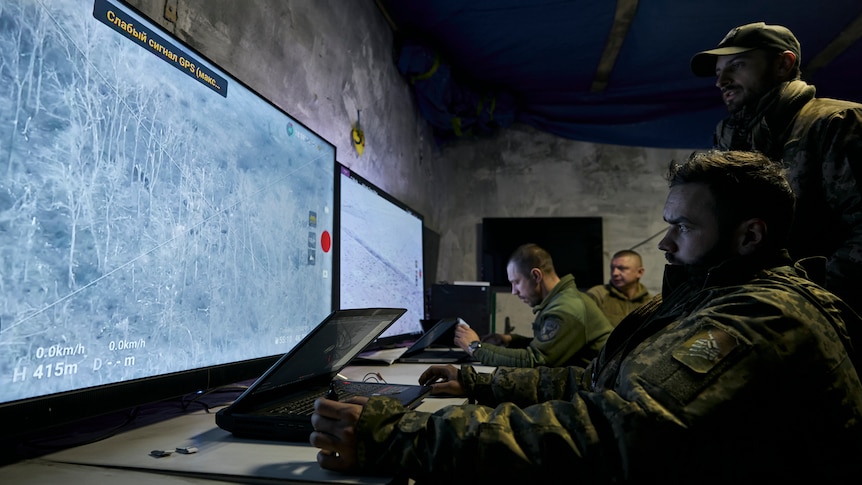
[336,163,426,345]
[0,0,336,439]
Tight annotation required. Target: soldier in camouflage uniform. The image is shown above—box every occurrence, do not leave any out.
[310,151,862,483]
[691,22,862,345]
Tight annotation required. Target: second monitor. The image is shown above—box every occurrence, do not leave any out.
[336,163,426,345]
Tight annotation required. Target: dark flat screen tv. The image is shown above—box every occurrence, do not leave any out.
[481,217,604,289]
[336,163,425,344]
[0,0,336,440]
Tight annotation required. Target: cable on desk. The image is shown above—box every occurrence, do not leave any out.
[362,372,387,383]
[180,384,249,412]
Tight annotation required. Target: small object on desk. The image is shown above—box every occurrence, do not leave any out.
[176,446,199,454]
[325,381,339,401]
[149,449,173,458]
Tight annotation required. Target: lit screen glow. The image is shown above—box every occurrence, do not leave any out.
[0,0,336,407]
[338,165,425,340]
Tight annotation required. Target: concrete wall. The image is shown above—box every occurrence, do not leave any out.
[125,0,695,296]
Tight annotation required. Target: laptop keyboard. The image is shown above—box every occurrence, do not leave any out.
[268,393,320,416]
[267,382,418,416]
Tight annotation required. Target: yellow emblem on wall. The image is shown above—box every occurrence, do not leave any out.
[352,110,365,156]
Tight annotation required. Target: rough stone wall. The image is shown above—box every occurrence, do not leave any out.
[436,125,691,295]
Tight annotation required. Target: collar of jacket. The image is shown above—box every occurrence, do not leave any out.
[750,80,815,157]
[661,248,796,297]
[532,273,576,315]
[717,80,815,158]
[606,282,649,301]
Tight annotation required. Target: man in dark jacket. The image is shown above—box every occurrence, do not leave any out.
[309,150,862,483]
[690,21,862,330]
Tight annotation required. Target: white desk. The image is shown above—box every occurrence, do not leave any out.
[0,363,494,484]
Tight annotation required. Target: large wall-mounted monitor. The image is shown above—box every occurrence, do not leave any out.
[481,217,604,289]
[336,163,425,344]
[0,0,336,438]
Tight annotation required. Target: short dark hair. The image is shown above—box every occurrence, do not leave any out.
[665,150,796,247]
[508,243,556,277]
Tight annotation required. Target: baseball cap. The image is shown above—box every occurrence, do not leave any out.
[690,22,801,77]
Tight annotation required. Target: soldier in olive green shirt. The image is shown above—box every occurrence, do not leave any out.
[586,249,651,326]
[454,243,613,367]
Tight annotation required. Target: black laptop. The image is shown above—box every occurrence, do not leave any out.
[396,317,478,364]
[215,308,433,441]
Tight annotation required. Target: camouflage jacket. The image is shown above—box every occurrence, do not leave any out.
[713,80,862,322]
[472,274,613,367]
[585,281,651,327]
[353,250,862,483]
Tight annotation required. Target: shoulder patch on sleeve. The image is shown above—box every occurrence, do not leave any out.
[537,318,560,342]
[672,324,738,373]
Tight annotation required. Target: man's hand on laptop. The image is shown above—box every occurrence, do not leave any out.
[310,396,367,472]
[454,324,480,352]
[419,364,465,396]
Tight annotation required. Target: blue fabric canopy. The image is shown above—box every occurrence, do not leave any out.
[379,0,862,149]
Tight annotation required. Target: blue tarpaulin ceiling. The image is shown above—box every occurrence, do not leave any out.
[377,0,862,149]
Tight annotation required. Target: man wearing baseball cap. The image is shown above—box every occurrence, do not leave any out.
[691,22,862,357]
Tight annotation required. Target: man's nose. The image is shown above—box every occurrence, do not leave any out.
[715,70,731,88]
[657,229,674,252]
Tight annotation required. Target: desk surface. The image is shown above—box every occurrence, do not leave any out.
[0,363,494,484]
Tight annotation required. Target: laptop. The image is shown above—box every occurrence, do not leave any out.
[396,317,478,364]
[215,308,433,441]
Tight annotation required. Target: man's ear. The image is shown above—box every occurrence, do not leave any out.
[737,218,767,255]
[775,51,797,79]
[530,268,542,283]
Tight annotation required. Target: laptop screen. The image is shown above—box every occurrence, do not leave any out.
[252,308,406,394]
